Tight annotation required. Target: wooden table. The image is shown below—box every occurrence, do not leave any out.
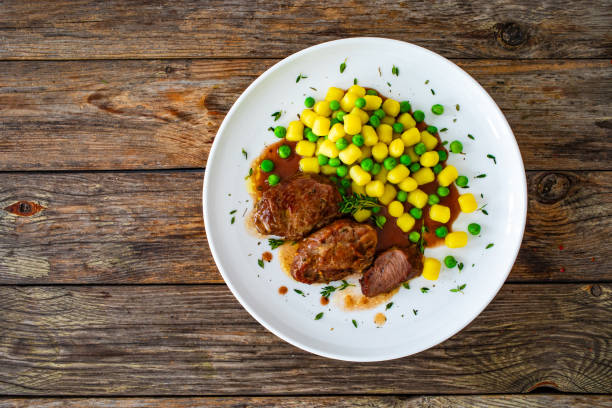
[1,1,611,406]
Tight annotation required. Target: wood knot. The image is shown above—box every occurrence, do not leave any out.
[3,201,46,216]
[590,284,602,297]
[536,173,571,204]
[495,22,528,47]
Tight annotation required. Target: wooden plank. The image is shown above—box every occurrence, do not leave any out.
[1,395,611,408]
[0,59,610,171]
[0,171,610,284]
[1,0,610,60]
[0,284,609,395]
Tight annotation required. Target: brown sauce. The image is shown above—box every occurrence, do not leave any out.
[374,312,387,327]
[320,296,329,305]
[337,286,399,311]
[278,286,288,295]
[262,251,273,262]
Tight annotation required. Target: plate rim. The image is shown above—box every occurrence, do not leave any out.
[203,37,528,361]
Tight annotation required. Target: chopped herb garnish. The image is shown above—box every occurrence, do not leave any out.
[487,154,497,164]
[352,319,358,328]
[230,216,235,224]
[257,259,264,268]
[482,209,489,215]
[486,243,494,249]
[385,302,394,310]
[294,289,305,297]
[468,134,475,140]
[387,81,392,87]
[314,312,324,320]
[440,128,448,132]
[268,126,274,132]
[458,262,464,271]
[309,86,317,91]
[456,104,460,111]
[271,111,282,121]
[230,209,237,215]
[268,238,285,249]
[353,78,358,85]
[431,89,435,95]
[450,283,466,293]
[480,193,484,198]
[413,309,418,315]
[402,282,410,290]
[421,287,430,294]
[475,174,487,178]
[296,73,308,83]
[442,141,449,146]
[320,280,354,298]
[241,148,248,159]
[340,59,347,73]
[340,193,381,215]
[425,80,430,84]
[453,118,457,123]
[378,66,382,76]
[245,167,253,180]
[392,65,399,76]
[478,204,488,216]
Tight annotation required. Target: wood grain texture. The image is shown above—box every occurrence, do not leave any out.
[0,284,610,395]
[1,395,611,408]
[1,0,611,60]
[1,59,610,171]
[0,171,610,284]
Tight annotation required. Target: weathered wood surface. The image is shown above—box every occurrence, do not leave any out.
[1,59,610,171]
[1,395,610,408]
[0,171,609,284]
[0,284,609,395]
[1,0,611,60]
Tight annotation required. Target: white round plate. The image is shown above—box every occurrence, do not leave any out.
[203,38,527,361]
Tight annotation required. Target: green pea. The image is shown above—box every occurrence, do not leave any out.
[409,208,422,219]
[432,164,443,174]
[376,215,387,227]
[408,231,420,243]
[336,138,349,151]
[268,174,280,186]
[306,129,319,142]
[369,115,381,128]
[274,126,286,138]
[399,101,411,113]
[383,157,397,170]
[468,223,481,235]
[426,125,438,134]
[400,154,412,166]
[450,140,463,153]
[444,255,457,268]
[414,142,427,155]
[366,89,378,96]
[260,159,274,172]
[355,97,366,108]
[336,165,348,178]
[373,109,386,119]
[437,186,450,197]
[278,144,291,159]
[437,150,448,161]
[428,194,440,205]
[413,110,425,122]
[456,175,468,187]
[431,104,444,115]
[392,122,404,133]
[409,162,421,172]
[352,134,365,147]
[328,157,341,167]
[304,96,315,108]
[371,206,381,214]
[361,158,374,172]
[317,154,329,165]
[330,118,340,126]
[371,163,382,175]
[340,178,351,188]
[337,111,346,122]
[435,226,448,238]
[329,100,340,111]
[396,190,408,202]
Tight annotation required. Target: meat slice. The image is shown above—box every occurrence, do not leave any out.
[291,219,377,284]
[252,173,342,240]
[360,246,423,297]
